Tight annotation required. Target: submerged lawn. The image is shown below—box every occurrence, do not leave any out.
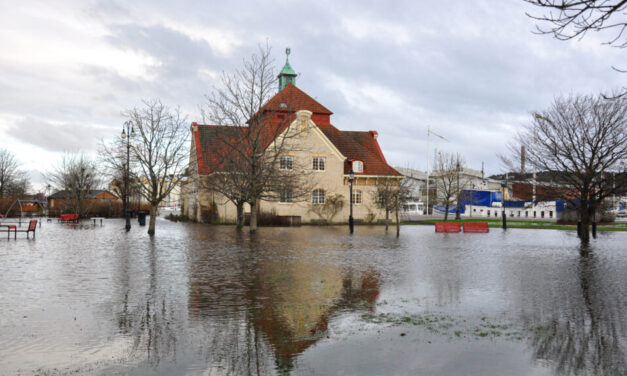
[415,218,627,231]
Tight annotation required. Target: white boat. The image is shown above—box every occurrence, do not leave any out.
[401,201,425,221]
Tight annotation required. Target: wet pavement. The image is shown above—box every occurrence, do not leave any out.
[0,218,625,375]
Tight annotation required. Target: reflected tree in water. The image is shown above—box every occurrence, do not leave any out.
[526,245,625,375]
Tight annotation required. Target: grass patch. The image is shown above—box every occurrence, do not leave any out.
[418,219,627,231]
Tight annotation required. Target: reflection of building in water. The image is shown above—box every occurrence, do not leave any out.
[255,267,379,372]
[188,245,380,375]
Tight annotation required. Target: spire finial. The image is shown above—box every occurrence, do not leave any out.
[278,47,296,91]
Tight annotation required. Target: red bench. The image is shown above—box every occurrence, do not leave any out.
[435,222,461,233]
[59,214,79,223]
[463,222,489,233]
[4,219,37,239]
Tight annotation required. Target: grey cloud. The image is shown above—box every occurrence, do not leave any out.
[1,0,622,178]
[7,117,108,153]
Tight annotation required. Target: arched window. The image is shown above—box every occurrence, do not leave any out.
[312,189,325,204]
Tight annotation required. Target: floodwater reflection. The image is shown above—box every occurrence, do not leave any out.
[523,245,625,375]
[0,219,625,375]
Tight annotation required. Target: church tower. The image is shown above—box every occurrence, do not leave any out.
[278,47,296,92]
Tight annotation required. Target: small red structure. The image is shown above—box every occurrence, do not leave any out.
[435,222,461,233]
[463,222,489,233]
[59,214,79,223]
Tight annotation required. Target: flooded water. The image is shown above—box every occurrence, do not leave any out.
[0,218,625,375]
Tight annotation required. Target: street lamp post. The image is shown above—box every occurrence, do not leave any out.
[349,169,354,234]
[455,160,461,220]
[121,121,135,232]
[501,174,508,230]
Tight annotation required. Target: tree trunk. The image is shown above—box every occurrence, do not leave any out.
[455,196,461,219]
[148,205,158,236]
[385,209,390,232]
[249,200,258,233]
[579,198,590,243]
[444,203,449,221]
[395,202,400,237]
[236,201,244,229]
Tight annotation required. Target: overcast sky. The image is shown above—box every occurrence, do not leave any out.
[0,0,624,191]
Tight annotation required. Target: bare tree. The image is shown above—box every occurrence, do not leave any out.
[125,99,189,236]
[99,138,142,215]
[47,153,101,217]
[309,193,345,223]
[525,0,627,96]
[432,151,468,221]
[506,94,627,242]
[372,178,412,235]
[0,149,24,197]
[199,44,313,232]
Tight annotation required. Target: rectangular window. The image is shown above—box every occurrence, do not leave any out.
[377,192,385,204]
[312,189,325,204]
[352,160,363,173]
[280,189,293,203]
[313,156,326,171]
[549,211,553,218]
[280,156,293,170]
[352,190,362,204]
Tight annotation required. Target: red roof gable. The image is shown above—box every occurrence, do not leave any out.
[254,83,332,117]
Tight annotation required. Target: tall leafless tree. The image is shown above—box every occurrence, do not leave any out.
[99,138,142,215]
[199,44,313,232]
[0,149,25,197]
[432,151,468,221]
[506,94,627,242]
[525,0,627,97]
[47,153,102,217]
[125,99,189,236]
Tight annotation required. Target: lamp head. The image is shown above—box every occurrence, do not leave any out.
[349,169,354,182]
[121,128,126,139]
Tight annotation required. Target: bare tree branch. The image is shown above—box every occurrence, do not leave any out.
[197,44,314,231]
[124,99,189,235]
[506,93,627,242]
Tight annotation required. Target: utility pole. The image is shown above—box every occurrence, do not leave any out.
[425,126,448,216]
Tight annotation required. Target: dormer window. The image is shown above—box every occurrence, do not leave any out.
[352,160,363,173]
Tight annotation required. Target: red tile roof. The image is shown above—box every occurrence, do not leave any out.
[193,124,248,175]
[255,83,332,116]
[317,125,401,176]
[192,85,399,177]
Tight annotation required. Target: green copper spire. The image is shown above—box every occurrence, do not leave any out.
[278,47,296,91]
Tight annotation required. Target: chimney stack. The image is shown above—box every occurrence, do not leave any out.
[521,146,526,173]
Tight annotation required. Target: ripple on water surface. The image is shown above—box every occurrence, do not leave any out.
[0,219,625,375]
